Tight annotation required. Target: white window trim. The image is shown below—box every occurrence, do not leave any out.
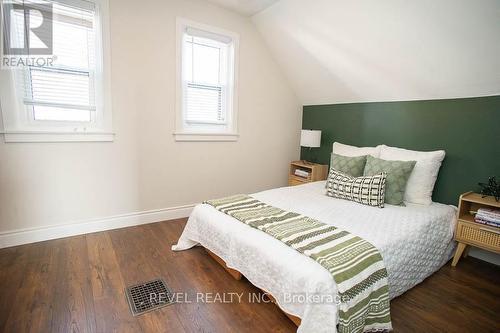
[0,0,114,143]
[174,18,239,142]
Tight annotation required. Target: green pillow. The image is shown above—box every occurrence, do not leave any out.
[363,156,416,206]
[330,153,367,177]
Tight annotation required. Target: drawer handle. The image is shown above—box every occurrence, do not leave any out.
[479,227,500,235]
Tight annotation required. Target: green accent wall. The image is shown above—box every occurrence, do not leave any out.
[302,95,500,205]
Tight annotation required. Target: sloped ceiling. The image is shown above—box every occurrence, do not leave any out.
[206,0,279,16]
[253,0,500,105]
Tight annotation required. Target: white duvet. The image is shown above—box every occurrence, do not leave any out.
[173,181,457,333]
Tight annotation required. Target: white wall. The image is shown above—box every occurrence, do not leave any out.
[253,0,500,105]
[0,0,301,238]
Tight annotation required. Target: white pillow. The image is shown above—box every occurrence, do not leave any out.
[379,145,445,205]
[332,142,380,158]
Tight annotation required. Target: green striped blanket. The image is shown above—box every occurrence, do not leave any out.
[204,195,392,333]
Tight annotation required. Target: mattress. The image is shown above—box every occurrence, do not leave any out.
[173,181,457,333]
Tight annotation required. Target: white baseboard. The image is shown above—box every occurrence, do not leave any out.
[0,204,195,249]
[469,248,500,266]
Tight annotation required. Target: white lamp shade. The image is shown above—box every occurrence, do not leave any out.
[300,130,321,148]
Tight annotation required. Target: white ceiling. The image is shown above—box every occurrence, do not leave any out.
[253,0,500,105]
[206,0,279,16]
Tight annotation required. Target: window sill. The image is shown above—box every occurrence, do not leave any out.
[174,132,238,142]
[1,131,115,143]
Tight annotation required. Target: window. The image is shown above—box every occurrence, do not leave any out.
[0,0,112,142]
[26,1,96,123]
[175,19,239,141]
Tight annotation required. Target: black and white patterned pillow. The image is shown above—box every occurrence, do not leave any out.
[326,168,387,208]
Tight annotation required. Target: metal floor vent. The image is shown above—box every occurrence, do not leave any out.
[125,278,174,316]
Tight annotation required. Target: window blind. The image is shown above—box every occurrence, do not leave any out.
[12,0,97,122]
[185,82,222,124]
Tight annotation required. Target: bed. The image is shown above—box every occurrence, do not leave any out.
[173,181,457,332]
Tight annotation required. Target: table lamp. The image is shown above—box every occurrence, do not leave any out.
[300,129,321,163]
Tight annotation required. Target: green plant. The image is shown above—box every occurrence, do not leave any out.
[478,176,500,201]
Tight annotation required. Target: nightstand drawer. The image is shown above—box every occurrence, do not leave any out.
[456,221,500,252]
[288,175,309,186]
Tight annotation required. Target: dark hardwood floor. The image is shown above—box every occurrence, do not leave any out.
[0,218,498,333]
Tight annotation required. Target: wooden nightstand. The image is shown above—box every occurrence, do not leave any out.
[288,161,328,186]
[451,191,500,266]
